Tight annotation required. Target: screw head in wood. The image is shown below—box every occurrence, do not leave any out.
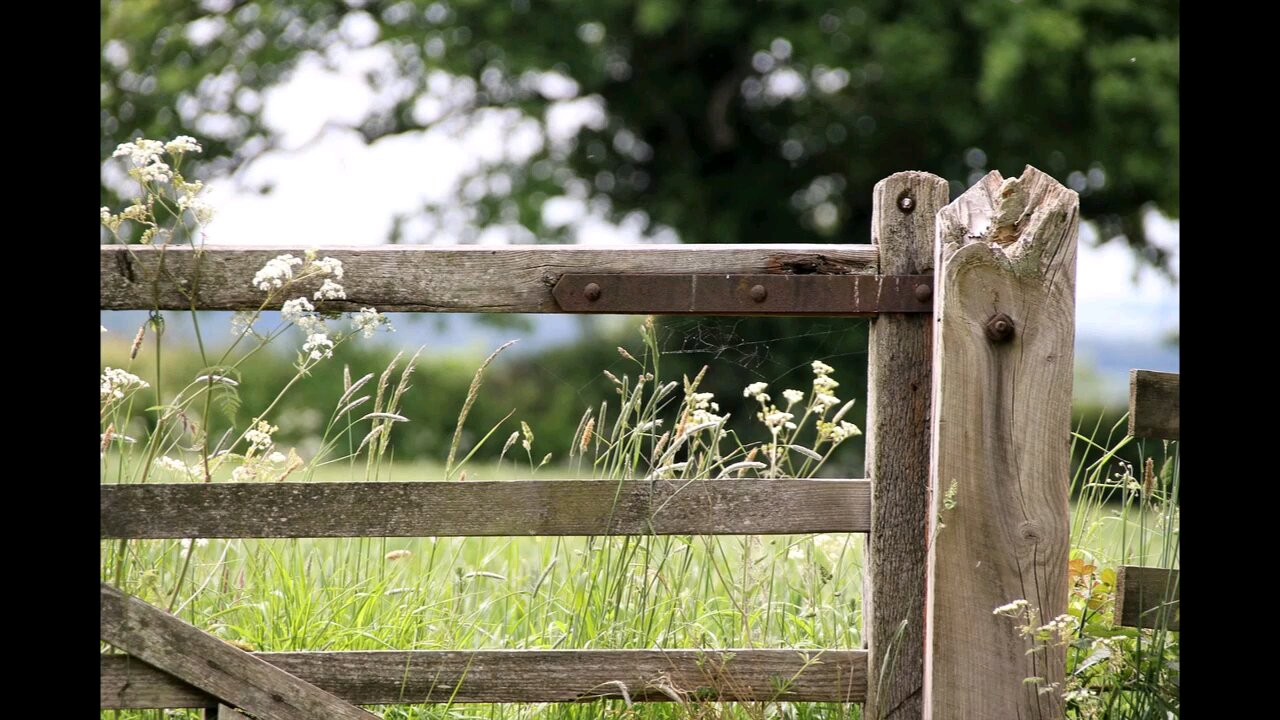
[914,283,932,303]
[583,282,602,301]
[985,313,1015,343]
[898,194,915,213]
[750,284,768,302]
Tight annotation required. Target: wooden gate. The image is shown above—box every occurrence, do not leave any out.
[101,165,1082,719]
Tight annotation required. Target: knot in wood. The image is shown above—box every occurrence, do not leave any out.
[1019,520,1042,543]
[984,313,1015,343]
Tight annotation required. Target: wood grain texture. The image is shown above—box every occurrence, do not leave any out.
[102,649,868,708]
[1128,370,1179,440]
[924,167,1079,719]
[863,171,949,720]
[100,244,879,312]
[101,479,871,539]
[1114,566,1180,630]
[101,583,377,720]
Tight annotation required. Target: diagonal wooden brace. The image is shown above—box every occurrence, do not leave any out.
[100,582,378,720]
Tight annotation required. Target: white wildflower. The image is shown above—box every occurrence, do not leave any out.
[351,307,392,338]
[268,452,287,464]
[252,254,303,292]
[244,420,278,452]
[782,389,804,406]
[759,407,796,432]
[302,333,334,360]
[134,161,173,184]
[101,367,150,401]
[314,278,347,301]
[165,135,202,154]
[120,203,150,223]
[811,360,834,376]
[296,314,327,335]
[230,311,257,336]
[743,381,770,403]
[177,195,214,224]
[312,256,344,279]
[180,538,210,551]
[813,374,839,393]
[113,138,165,166]
[993,599,1030,617]
[811,391,841,413]
[280,297,316,325]
[231,466,254,482]
[818,420,861,444]
[155,456,198,477]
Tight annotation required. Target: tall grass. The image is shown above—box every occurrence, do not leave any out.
[102,318,869,720]
[1062,416,1180,719]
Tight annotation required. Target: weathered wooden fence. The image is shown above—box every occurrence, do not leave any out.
[100,166,1087,720]
[1112,369,1180,633]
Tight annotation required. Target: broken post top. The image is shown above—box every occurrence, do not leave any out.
[936,165,1080,279]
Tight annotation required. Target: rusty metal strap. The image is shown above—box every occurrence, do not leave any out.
[552,274,933,315]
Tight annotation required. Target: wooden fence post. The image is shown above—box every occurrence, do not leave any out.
[924,166,1079,718]
[864,171,949,720]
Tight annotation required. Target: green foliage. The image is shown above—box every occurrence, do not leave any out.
[101,0,1178,269]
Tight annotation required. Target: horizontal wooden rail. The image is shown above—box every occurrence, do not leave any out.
[1128,370,1179,440]
[1114,565,1180,631]
[102,582,376,719]
[101,479,871,539]
[100,244,879,312]
[102,648,867,707]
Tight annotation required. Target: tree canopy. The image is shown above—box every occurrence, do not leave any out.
[101,0,1179,272]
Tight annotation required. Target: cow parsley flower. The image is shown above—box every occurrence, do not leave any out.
[314,279,346,301]
[743,382,770,403]
[230,311,257,336]
[165,135,203,154]
[177,195,214,225]
[155,456,199,477]
[312,256,344,279]
[303,333,335,360]
[101,367,150,401]
[782,389,804,406]
[244,420,278,452]
[759,407,796,432]
[280,297,315,325]
[253,254,303,291]
[811,360,834,376]
[134,162,173,184]
[992,599,1030,617]
[351,307,392,337]
[113,138,165,166]
[812,391,841,413]
[817,420,862,444]
[268,451,287,464]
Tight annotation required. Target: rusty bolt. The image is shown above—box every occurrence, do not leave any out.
[985,313,1015,343]
[914,283,932,303]
[898,195,915,213]
[750,284,768,302]
[583,282,602,301]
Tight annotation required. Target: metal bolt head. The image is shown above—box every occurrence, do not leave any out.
[914,283,932,303]
[750,284,768,302]
[583,282,602,301]
[985,313,1015,343]
[898,195,915,213]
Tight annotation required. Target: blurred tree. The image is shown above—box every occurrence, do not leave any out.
[102,0,1178,271]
